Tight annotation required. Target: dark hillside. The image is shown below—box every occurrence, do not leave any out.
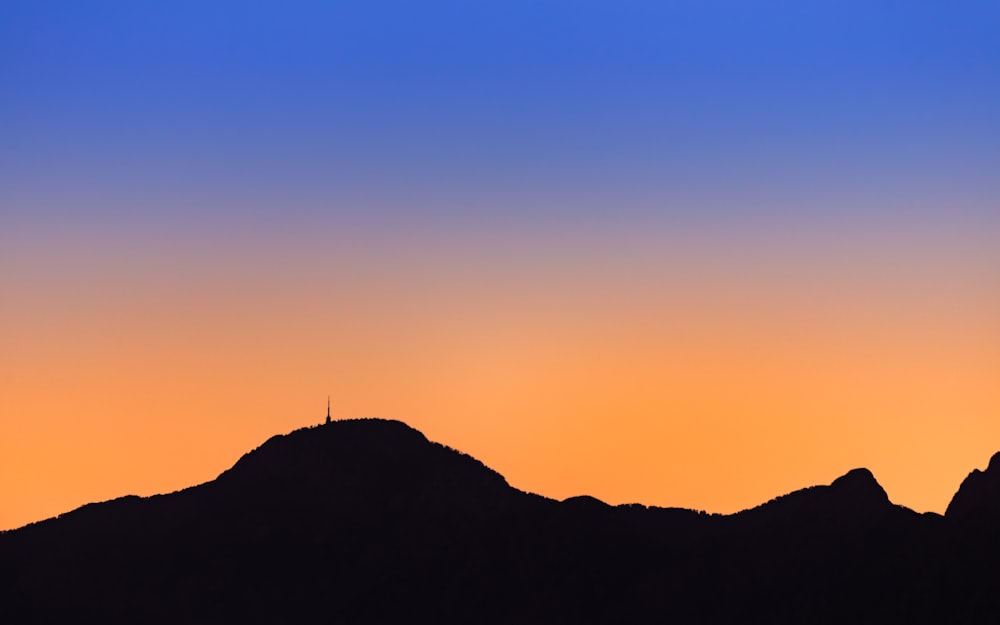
[1,419,997,624]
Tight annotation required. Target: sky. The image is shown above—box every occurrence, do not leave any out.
[2,1,999,530]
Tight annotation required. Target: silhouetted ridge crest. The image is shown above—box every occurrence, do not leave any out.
[5,418,999,624]
[219,418,432,479]
[830,467,889,504]
[561,494,612,510]
[211,418,515,517]
[736,467,894,532]
[946,451,1000,519]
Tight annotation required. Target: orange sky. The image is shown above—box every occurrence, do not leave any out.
[2,219,998,530]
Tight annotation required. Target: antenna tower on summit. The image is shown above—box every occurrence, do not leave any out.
[325,396,331,425]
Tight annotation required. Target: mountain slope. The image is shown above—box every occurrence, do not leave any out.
[0,418,997,624]
[946,452,1000,520]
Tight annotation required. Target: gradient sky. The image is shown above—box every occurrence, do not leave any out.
[2,1,999,530]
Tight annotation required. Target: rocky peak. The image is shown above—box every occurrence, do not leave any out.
[945,451,1000,520]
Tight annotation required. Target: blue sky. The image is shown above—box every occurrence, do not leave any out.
[4,1,998,232]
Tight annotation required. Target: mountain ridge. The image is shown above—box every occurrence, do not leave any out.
[6,418,928,532]
[2,417,998,624]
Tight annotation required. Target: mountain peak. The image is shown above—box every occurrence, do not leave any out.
[737,465,892,529]
[830,468,886,496]
[201,417,518,527]
[988,451,1000,472]
[832,467,877,485]
[945,451,1000,519]
[827,467,891,511]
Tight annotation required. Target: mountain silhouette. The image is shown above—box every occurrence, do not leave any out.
[1,418,998,624]
[946,451,1000,520]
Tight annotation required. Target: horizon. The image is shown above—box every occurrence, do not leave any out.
[2,412,998,531]
[3,1,999,531]
[7,417,1000,533]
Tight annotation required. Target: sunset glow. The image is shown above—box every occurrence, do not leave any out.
[3,1,998,530]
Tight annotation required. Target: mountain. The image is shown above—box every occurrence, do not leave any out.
[946,452,1000,520]
[0,418,997,624]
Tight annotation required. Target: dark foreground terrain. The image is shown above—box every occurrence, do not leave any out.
[3,418,1000,624]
